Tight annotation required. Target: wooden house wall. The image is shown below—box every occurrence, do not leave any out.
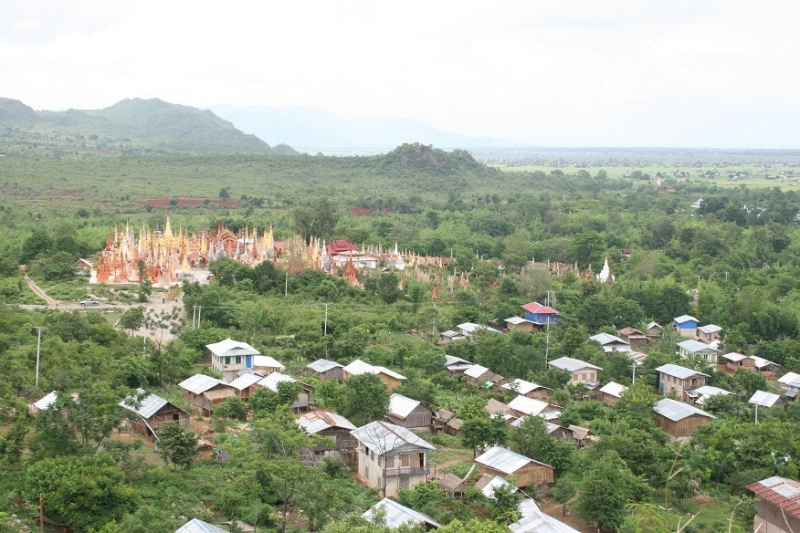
[509,322,535,333]
[654,414,712,437]
[236,384,259,401]
[479,463,553,488]
[379,374,403,391]
[388,404,432,428]
[522,388,550,401]
[317,367,345,382]
[755,500,800,533]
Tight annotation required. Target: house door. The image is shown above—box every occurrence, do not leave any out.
[399,476,410,489]
[245,356,252,368]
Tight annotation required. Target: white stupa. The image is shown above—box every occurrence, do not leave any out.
[596,255,615,283]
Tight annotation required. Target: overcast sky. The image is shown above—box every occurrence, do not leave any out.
[2,0,798,148]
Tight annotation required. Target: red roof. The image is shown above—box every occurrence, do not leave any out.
[521,302,559,315]
[329,239,357,254]
[749,477,800,518]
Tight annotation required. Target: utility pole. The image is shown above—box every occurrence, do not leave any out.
[284,271,289,297]
[432,302,437,339]
[724,271,729,282]
[34,327,45,388]
[755,403,759,425]
[143,335,147,358]
[324,303,329,358]
[632,359,637,384]
[545,317,550,366]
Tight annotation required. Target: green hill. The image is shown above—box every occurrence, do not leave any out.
[0,97,288,155]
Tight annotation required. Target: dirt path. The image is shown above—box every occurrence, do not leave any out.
[23,273,59,306]
[437,453,475,467]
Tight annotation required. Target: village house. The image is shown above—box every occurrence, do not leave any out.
[474,445,554,489]
[178,374,235,416]
[257,372,311,412]
[485,398,515,422]
[589,333,631,354]
[722,352,754,372]
[521,302,560,327]
[509,501,581,533]
[618,327,648,348]
[751,356,780,376]
[207,338,262,382]
[343,359,406,391]
[306,359,345,382]
[674,315,699,338]
[432,409,463,436]
[749,390,784,410]
[444,355,474,377]
[464,364,507,391]
[119,390,190,438]
[295,410,357,466]
[387,393,433,429]
[748,476,800,533]
[504,316,537,333]
[457,322,502,338]
[439,330,466,345]
[507,395,560,421]
[350,420,435,497]
[684,385,732,407]
[502,378,551,401]
[29,391,62,415]
[677,339,719,363]
[362,498,440,530]
[251,355,286,376]
[475,474,518,499]
[227,372,263,401]
[656,363,709,397]
[548,357,602,387]
[175,518,229,533]
[653,398,715,437]
[778,372,800,401]
[697,324,722,344]
[598,382,628,405]
[645,321,663,341]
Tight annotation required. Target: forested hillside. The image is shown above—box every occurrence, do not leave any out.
[3,145,800,532]
[0,97,288,156]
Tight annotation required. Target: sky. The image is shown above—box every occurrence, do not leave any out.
[1,0,799,148]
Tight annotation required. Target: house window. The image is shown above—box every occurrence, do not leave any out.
[235,356,241,364]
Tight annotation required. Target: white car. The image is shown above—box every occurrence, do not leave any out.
[80,299,100,306]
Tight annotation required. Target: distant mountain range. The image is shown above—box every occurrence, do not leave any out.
[0,97,296,155]
[210,104,526,152]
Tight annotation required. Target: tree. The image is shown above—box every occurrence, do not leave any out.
[157,421,199,471]
[574,449,651,531]
[118,306,145,336]
[219,187,230,199]
[250,380,303,417]
[461,416,507,457]
[214,396,248,421]
[508,415,575,476]
[339,373,389,426]
[550,477,577,517]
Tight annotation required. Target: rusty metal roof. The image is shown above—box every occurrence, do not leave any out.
[749,476,800,518]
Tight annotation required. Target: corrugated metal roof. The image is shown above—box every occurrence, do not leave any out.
[119,390,170,418]
[362,498,440,529]
[646,321,662,330]
[503,379,549,395]
[722,352,747,362]
[388,393,422,419]
[749,390,782,408]
[457,322,501,334]
[206,339,260,358]
[750,356,777,369]
[779,372,800,387]
[521,302,559,315]
[464,364,490,379]
[674,315,698,324]
[350,421,435,455]
[599,382,628,398]
[295,410,356,434]
[505,316,534,325]
[252,355,285,370]
[548,357,602,372]
[508,395,549,416]
[179,374,222,395]
[343,359,406,381]
[257,372,297,393]
[510,509,581,533]
[589,333,628,346]
[33,391,59,411]
[306,359,343,373]
[677,339,715,353]
[653,398,715,422]
[480,475,517,499]
[692,386,732,406]
[655,363,710,380]
[698,324,722,334]
[475,445,551,474]
[228,373,263,391]
[444,354,470,366]
[748,476,800,519]
[175,518,229,533]
[517,498,540,518]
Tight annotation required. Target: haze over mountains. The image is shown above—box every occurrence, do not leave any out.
[210,104,527,152]
[0,97,295,155]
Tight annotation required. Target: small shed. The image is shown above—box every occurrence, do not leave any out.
[618,327,648,348]
[432,409,463,436]
[502,378,551,401]
[698,324,722,344]
[439,330,466,345]
[119,390,189,438]
[685,385,732,407]
[227,372,263,401]
[475,473,518,499]
[296,410,357,465]
[306,359,345,382]
[589,333,631,354]
[387,393,433,428]
[457,322,502,338]
[722,352,753,373]
[750,356,779,376]
[464,364,506,390]
[653,398,715,437]
[645,321,663,341]
[504,316,536,333]
[343,359,406,391]
[439,472,466,498]
[178,374,235,416]
[749,390,784,409]
[598,382,628,405]
[474,445,554,488]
